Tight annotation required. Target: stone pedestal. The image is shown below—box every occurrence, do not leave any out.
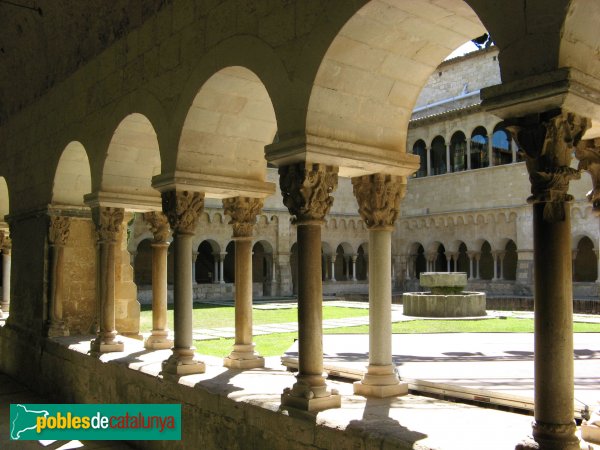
[161,191,205,376]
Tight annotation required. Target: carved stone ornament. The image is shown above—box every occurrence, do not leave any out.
[278,163,338,224]
[222,197,263,238]
[48,216,71,246]
[575,137,600,216]
[505,110,590,222]
[161,190,204,235]
[352,173,405,230]
[143,211,170,243]
[92,207,124,242]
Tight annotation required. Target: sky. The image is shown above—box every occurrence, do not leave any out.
[445,41,479,60]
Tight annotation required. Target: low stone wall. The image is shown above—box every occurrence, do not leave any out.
[137,283,265,305]
[486,297,600,314]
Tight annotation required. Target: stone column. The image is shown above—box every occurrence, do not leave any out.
[426,147,431,176]
[219,253,226,283]
[467,252,475,280]
[498,251,506,280]
[351,254,358,281]
[192,251,199,284]
[213,255,219,283]
[466,140,472,170]
[223,197,265,369]
[474,254,481,280]
[492,251,499,280]
[352,173,408,397]
[143,212,173,350]
[279,162,341,411]
[330,255,336,281]
[161,190,205,376]
[0,232,11,315]
[445,143,451,173]
[90,207,124,354]
[46,216,71,337]
[509,111,589,450]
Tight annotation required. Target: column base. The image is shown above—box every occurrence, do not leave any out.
[223,344,265,369]
[162,348,205,377]
[281,377,341,412]
[223,355,265,369]
[144,332,173,350]
[1,303,8,314]
[514,421,580,450]
[90,336,124,355]
[46,320,69,337]
[353,364,408,398]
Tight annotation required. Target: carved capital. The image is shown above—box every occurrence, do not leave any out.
[223,197,263,238]
[49,216,71,246]
[352,173,405,230]
[575,137,600,216]
[505,110,590,222]
[92,207,123,242]
[278,163,338,224]
[143,211,170,243]
[161,190,204,235]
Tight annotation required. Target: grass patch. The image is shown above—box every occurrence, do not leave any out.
[193,318,600,358]
[140,303,368,333]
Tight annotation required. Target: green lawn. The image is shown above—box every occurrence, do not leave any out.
[139,303,369,332]
[192,318,600,358]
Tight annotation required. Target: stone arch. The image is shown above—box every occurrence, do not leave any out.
[430,135,447,175]
[356,243,368,280]
[479,240,494,280]
[174,65,277,185]
[305,0,485,153]
[224,241,236,283]
[253,240,274,294]
[491,123,513,166]
[95,113,161,210]
[413,243,427,280]
[335,242,354,281]
[52,141,92,208]
[134,239,153,286]
[456,242,470,276]
[573,235,597,282]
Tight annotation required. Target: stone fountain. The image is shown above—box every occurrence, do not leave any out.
[403,272,486,317]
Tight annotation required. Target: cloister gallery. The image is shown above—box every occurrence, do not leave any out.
[1,1,600,449]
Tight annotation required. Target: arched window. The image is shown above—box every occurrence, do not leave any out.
[196,240,218,283]
[492,125,512,166]
[431,136,446,175]
[479,241,494,280]
[574,237,597,282]
[413,140,427,177]
[134,239,153,285]
[470,127,489,169]
[356,245,368,280]
[450,132,467,172]
[503,240,518,281]
[457,242,470,276]
[435,244,447,272]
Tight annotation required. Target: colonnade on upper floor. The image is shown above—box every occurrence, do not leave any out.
[2,1,600,448]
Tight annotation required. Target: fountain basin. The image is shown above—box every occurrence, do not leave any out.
[403,272,486,317]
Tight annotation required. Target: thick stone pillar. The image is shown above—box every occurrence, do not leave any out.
[330,255,336,281]
[466,140,472,170]
[161,191,205,376]
[0,232,11,315]
[352,173,408,398]
[474,254,481,280]
[351,255,358,281]
[426,146,431,176]
[223,197,265,369]
[509,110,590,450]
[143,212,173,350]
[46,216,71,337]
[90,207,124,354]
[279,163,340,411]
[498,251,506,280]
[212,255,219,283]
